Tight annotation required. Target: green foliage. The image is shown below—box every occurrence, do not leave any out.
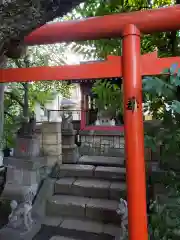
[143,63,180,159]
[143,63,180,118]
[92,80,123,113]
[149,171,180,240]
[3,46,73,147]
[69,0,176,59]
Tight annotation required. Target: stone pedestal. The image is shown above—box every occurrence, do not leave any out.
[1,156,45,202]
[14,137,40,158]
[1,119,46,202]
[79,130,125,157]
[0,213,41,240]
[0,119,43,238]
[62,129,79,163]
[41,122,62,167]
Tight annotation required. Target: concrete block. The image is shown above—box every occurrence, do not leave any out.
[58,164,95,178]
[43,144,62,156]
[42,216,63,227]
[94,166,126,180]
[55,178,76,195]
[109,182,126,200]
[60,218,104,234]
[72,179,110,198]
[45,155,62,166]
[42,122,61,133]
[78,156,124,167]
[103,224,120,237]
[86,198,121,223]
[46,195,89,218]
[57,133,62,144]
[0,216,41,240]
[50,237,77,240]
[32,178,55,217]
[14,137,40,158]
[42,133,58,145]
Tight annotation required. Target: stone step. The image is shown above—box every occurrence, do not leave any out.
[78,156,124,167]
[57,164,126,180]
[50,237,78,240]
[54,178,126,200]
[60,218,120,238]
[46,195,121,224]
[43,217,120,238]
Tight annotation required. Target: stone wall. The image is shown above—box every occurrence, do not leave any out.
[41,122,62,166]
[79,130,125,157]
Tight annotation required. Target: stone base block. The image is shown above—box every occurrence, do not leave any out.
[94,166,126,180]
[1,183,38,202]
[42,133,61,145]
[14,137,40,159]
[0,217,41,240]
[62,132,76,146]
[4,157,45,171]
[42,122,61,133]
[79,146,124,157]
[45,155,62,166]
[43,144,62,156]
[62,145,79,164]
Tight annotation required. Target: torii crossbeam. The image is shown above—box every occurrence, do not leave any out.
[0,52,179,82]
[2,5,180,240]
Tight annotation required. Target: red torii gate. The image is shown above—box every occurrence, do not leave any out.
[1,5,180,240]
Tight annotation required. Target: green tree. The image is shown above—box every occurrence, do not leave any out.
[3,45,73,146]
[0,0,85,163]
[69,0,180,118]
[64,0,179,60]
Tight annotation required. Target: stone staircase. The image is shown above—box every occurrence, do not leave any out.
[34,155,127,240]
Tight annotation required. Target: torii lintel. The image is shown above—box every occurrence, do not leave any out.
[0,51,179,83]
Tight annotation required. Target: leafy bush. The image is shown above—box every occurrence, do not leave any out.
[92,80,123,114]
[143,64,180,166]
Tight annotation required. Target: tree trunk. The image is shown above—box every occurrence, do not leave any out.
[23,82,29,118]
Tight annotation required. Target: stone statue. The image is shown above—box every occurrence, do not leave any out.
[116,198,128,240]
[95,110,116,126]
[62,111,73,130]
[8,200,33,233]
[17,115,36,138]
[7,185,36,233]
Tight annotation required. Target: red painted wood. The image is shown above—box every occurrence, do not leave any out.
[0,53,180,83]
[81,125,124,131]
[25,5,180,45]
[122,25,148,240]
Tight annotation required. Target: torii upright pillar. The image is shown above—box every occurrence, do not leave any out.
[122,24,148,240]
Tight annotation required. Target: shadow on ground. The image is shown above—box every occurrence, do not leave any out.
[33,225,114,240]
[0,200,11,228]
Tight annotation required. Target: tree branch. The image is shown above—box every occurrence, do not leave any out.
[5,91,24,107]
[0,0,85,57]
